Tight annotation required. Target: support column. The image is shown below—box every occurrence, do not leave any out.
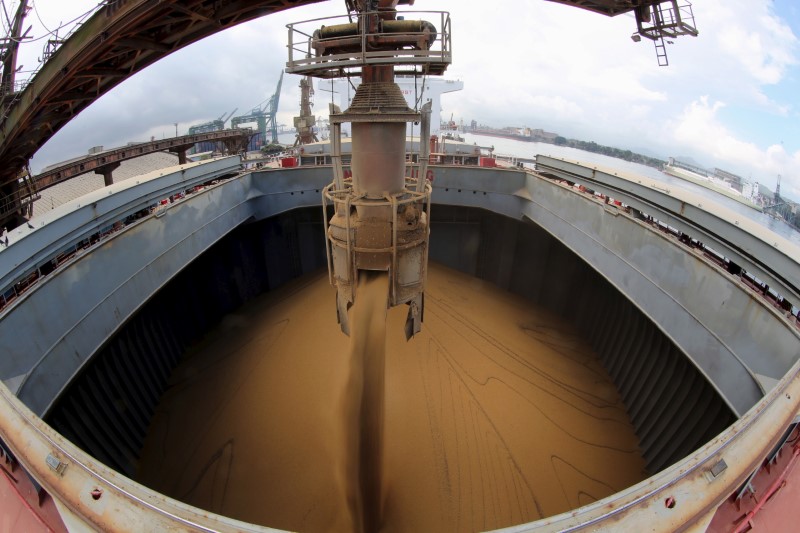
[0,182,22,229]
[95,162,121,186]
[168,144,193,165]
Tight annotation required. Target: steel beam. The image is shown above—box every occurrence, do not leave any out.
[94,161,120,186]
[0,0,325,188]
[32,129,251,191]
[543,0,659,16]
[535,155,800,305]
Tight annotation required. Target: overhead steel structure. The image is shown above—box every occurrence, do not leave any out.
[0,0,29,96]
[0,0,696,229]
[546,0,698,65]
[0,0,325,228]
[33,128,252,189]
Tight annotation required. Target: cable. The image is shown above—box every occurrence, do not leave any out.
[30,0,54,37]
[414,71,427,110]
[413,67,418,112]
[5,1,103,44]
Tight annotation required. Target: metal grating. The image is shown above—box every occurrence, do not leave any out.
[348,82,415,113]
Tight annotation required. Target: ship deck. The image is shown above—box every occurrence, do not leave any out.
[1,155,799,531]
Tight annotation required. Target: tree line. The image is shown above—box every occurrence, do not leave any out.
[553,137,666,170]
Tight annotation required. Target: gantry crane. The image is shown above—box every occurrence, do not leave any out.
[188,108,238,135]
[187,108,237,153]
[231,71,284,148]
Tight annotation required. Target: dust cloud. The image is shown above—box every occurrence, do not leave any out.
[137,263,646,532]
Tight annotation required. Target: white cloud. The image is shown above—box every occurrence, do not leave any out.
[695,0,798,85]
[15,0,800,186]
[750,89,791,116]
[670,96,751,158]
[432,0,674,142]
[667,96,800,194]
[716,23,794,85]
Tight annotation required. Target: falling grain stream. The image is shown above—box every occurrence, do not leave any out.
[137,263,646,532]
[342,271,389,533]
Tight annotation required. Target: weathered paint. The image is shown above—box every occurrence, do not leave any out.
[1,159,800,530]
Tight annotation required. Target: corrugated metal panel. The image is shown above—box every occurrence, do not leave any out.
[46,207,327,475]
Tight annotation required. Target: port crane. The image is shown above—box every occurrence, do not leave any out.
[187,108,238,153]
[188,108,238,134]
[231,71,284,147]
[293,75,319,146]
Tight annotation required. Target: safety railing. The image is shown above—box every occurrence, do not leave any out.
[322,176,431,307]
[0,185,40,219]
[0,171,238,316]
[636,0,698,40]
[541,172,800,326]
[286,10,451,78]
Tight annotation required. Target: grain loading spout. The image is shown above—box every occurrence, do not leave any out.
[286,1,451,339]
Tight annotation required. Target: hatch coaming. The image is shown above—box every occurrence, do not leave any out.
[1,158,799,530]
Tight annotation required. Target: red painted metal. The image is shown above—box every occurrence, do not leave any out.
[708,426,800,532]
[0,462,68,533]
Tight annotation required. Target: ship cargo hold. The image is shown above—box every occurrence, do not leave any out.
[2,0,800,532]
[1,149,800,531]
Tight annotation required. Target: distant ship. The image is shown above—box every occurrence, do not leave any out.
[662,157,763,212]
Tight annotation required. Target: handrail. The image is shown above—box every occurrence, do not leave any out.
[0,157,242,316]
[286,10,451,77]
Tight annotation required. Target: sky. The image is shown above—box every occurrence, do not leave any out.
[7,0,800,199]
